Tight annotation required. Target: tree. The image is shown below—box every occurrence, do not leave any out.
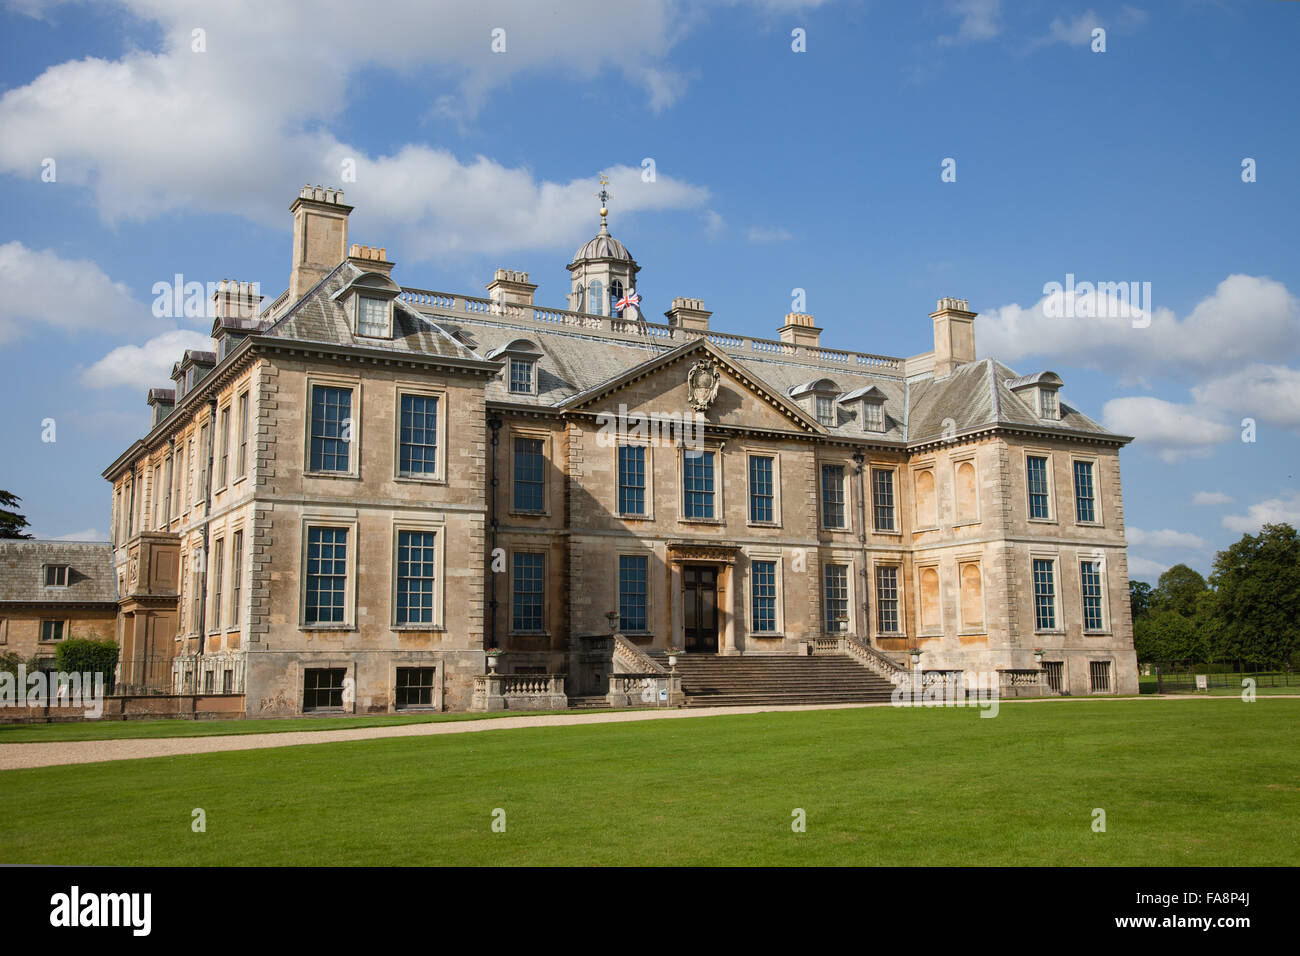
[1153,563,1207,618]
[0,491,33,539]
[1129,580,1154,621]
[1134,608,1200,663]
[1208,523,1300,666]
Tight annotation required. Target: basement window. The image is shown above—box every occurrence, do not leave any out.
[302,668,348,711]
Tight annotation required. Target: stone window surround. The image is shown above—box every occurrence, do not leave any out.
[817,457,853,533]
[298,511,360,631]
[742,446,782,528]
[302,373,363,480]
[508,425,552,516]
[821,553,859,635]
[392,381,449,485]
[1070,453,1104,528]
[616,547,654,635]
[613,439,655,521]
[234,386,252,485]
[508,549,548,637]
[677,440,725,525]
[389,515,447,631]
[871,558,907,640]
[1077,552,1112,636]
[39,618,68,642]
[869,463,901,535]
[1028,549,1065,635]
[388,659,443,711]
[1023,447,1057,524]
[745,548,786,638]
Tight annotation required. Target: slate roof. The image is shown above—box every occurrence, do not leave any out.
[0,540,117,605]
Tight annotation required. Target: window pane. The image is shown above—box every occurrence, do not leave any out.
[399,394,438,475]
[618,445,646,515]
[683,451,715,519]
[357,295,388,336]
[1073,460,1096,523]
[749,456,774,523]
[512,553,544,631]
[872,469,895,531]
[509,358,534,394]
[824,564,849,633]
[1027,456,1050,519]
[1081,561,1104,630]
[305,527,348,624]
[864,402,884,432]
[310,385,352,472]
[1033,558,1056,630]
[513,438,545,511]
[396,530,438,625]
[751,560,777,632]
[618,555,648,631]
[875,566,899,633]
[821,465,845,528]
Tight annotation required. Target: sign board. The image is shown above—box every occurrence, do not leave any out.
[659,688,668,702]
[1195,674,1208,691]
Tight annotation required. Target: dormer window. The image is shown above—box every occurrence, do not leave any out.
[839,384,887,434]
[815,395,835,426]
[1039,388,1058,420]
[1006,371,1064,423]
[790,378,842,427]
[333,271,401,340]
[356,294,391,338]
[43,565,69,587]
[863,401,885,432]
[487,339,545,398]
[509,358,535,395]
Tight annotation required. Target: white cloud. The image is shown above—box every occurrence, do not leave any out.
[1126,527,1209,550]
[939,0,1002,45]
[1126,555,1168,581]
[0,241,154,343]
[1191,364,1300,430]
[0,0,793,246]
[746,225,793,243]
[1101,396,1235,463]
[82,329,212,389]
[976,274,1300,381]
[703,209,726,238]
[1222,490,1300,534]
[1193,491,1233,506]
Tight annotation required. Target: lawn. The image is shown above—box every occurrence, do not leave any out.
[1,699,1297,866]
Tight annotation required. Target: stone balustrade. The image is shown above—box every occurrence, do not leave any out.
[471,673,567,712]
[606,672,683,709]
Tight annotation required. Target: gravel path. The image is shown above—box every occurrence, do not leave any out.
[1,694,1291,771]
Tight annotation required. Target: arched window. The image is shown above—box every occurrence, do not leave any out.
[573,282,585,312]
[610,279,624,315]
[960,563,984,630]
[589,280,604,316]
[920,567,941,632]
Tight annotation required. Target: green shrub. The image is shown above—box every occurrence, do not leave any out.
[54,639,119,679]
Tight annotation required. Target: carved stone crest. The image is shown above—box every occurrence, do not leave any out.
[686,358,721,412]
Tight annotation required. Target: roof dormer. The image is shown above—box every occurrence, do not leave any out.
[331,270,401,340]
[1006,371,1064,421]
[486,338,545,396]
[840,384,888,433]
[789,378,842,426]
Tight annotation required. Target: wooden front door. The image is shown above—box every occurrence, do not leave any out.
[683,565,719,653]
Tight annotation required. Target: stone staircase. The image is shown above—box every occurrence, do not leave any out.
[667,653,897,708]
[567,695,611,710]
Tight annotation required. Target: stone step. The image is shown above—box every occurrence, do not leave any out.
[671,653,897,707]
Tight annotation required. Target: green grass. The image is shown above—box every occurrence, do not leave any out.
[0,709,571,744]
[2,699,1297,866]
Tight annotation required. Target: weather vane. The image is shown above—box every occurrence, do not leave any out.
[594,173,611,227]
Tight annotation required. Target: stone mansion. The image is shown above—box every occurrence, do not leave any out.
[102,184,1140,714]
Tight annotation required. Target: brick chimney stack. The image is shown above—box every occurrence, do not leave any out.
[486,268,537,307]
[211,279,265,321]
[929,297,977,377]
[778,312,821,348]
[347,244,395,276]
[289,185,353,301]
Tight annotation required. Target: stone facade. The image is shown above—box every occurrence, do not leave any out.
[99,185,1140,714]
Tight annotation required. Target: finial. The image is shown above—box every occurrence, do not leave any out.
[594,173,611,228]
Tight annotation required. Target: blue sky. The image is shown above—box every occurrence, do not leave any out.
[1,0,1297,581]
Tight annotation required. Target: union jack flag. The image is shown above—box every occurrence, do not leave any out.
[615,288,641,315]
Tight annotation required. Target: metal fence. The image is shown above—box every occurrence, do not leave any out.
[1149,658,1300,694]
[116,655,245,696]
